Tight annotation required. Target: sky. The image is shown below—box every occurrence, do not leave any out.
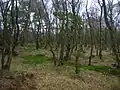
[88,0,118,4]
[86,0,119,8]
[1,0,119,21]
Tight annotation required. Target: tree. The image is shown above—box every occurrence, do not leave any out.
[98,0,103,59]
[102,0,120,68]
[0,0,20,74]
[86,0,94,66]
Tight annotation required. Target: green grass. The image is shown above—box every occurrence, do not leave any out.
[22,54,50,65]
[79,65,120,76]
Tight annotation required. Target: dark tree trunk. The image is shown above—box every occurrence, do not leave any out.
[36,38,39,50]
[75,55,79,74]
[64,44,71,60]
[12,0,20,55]
[86,0,93,66]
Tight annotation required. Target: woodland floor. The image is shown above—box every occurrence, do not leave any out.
[0,44,120,90]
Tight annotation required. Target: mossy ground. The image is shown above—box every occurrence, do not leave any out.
[22,54,50,65]
[9,44,120,90]
[79,65,120,76]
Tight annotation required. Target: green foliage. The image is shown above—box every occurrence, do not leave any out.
[79,65,120,76]
[22,54,50,65]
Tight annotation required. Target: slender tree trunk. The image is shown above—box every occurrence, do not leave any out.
[58,17,65,65]
[36,22,40,50]
[98,2,103,59]
[36,38,39,49]
[89,46,93,66]
[12,0,19,55]
[86,0,93,66]
[4,46,12,70]
[64,44,71,60]
[1,48,5,69]
[59,42,64,65]
[75,55,79,74]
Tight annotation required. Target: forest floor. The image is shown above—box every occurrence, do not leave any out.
[0,44,120,90]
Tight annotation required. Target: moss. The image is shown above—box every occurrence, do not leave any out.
[22,54,50,65]
[79,65,120,76]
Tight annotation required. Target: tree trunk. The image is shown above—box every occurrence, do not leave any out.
[36,38,39,50]
[64,44,71,60]
[75,55,79,74]
[59,43,64,65]
[4,46,12,70]
[1,48,6,69]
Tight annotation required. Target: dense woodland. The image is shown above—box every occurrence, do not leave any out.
[0,0,120,90]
